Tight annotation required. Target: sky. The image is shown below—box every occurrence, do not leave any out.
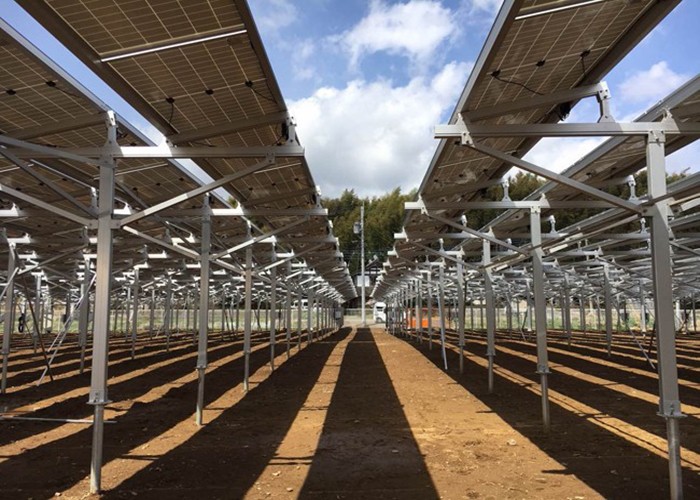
[2,0,699,199]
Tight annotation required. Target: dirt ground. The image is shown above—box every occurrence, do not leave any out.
[0,324,698,499]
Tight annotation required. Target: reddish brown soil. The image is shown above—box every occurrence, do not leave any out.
[0,326,698,499]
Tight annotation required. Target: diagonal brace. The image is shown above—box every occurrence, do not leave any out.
[118,155,274,227]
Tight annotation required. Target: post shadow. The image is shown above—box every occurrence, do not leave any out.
[396,332,700,499]
[300,327,440,499]
[98,327,352,499]
[0,329,316,497]
[0,334,241,449]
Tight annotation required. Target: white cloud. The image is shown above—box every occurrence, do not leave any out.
[291,39,317,81]
[333,0,456,69]
[290,61,472,197]
[252,0,298,32]
[618,61,690,105]
[469,0,503,14]
[523,137,605,175]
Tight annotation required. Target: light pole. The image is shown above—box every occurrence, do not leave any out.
[354,203,366,326]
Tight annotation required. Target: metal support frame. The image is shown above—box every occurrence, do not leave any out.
[119,156,274,227]
[243,232,253,393]
[285,273,292,358]
[296,282,303,350]
[563,276,572,345]
[437,262,448,370]
[164,275,172,350]
[427,270,433,350]
[130,267,139,359]
[269,245,277,371]
[88,111,117,494]
[416,277,423,343]
[195,197,211,425]
[603,265,613,357]
[647,132,685,499]
[530,207,551,431]
[307,286,314,344]
[483,240,496,393]
[78,256,91,373]
[1,243,16,394]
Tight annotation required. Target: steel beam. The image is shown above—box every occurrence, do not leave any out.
[48,144,305,159]
[647,132,685,499]
[243,240,253,392]
[88,112,117,494]
[530,207,551,431]
[483,240,496,393]
[119,156,274,226]
[195,198,211,425]
[269,245,277,371]
[1,243,16,394]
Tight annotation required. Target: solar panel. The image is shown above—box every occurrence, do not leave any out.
[7,0,356,299]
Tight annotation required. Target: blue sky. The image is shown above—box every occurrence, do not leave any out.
[2,0,699,198]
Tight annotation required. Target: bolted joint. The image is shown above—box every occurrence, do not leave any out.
[658,400,685,419]
[88,391,111,405]
[648,129,666,144]
[460,130,474,147]
[536,364,550,375]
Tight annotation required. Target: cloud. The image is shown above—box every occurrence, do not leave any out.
[291,39,317,81]
[523,137,605,175]
[251,0,298,32]
[618,61,690,105]
[333,0,456,69]
[290,61,472,197]
[469,0,503,14]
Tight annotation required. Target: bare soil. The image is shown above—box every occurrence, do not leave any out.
[0,325,698,499]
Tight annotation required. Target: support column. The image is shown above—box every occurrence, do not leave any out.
[417,277,423,343]
[1,243,16,394]
[164,275,172,351]
[196,197,211,425]
[604,265,613,357]
[79,256,91,373]
[124,285,131,340]
[647,131,684,499]
[130,268,139,360]
[437,262,448,370]
[483,240,496,393]
[33,273,42,349]
[457,266,464,374]
[243,234,253,393]
[427,270,433,349]
[563,276,572,345]
[269,245,277,371]
[579,287,586,334]
[640,280,647,334]
[285,282,292,358]
[296,283,302,350]
[307,286,314,345]
[149,289,155,335]
[89,112,117,493]
[530,206,551,430]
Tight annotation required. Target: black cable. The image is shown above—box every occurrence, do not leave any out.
[491,72,543,96]
[245,80,277,104]
[50,83,83,100]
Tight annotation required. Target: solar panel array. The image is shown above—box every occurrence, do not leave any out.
[374,0,697,295]
[2,0,356,303]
